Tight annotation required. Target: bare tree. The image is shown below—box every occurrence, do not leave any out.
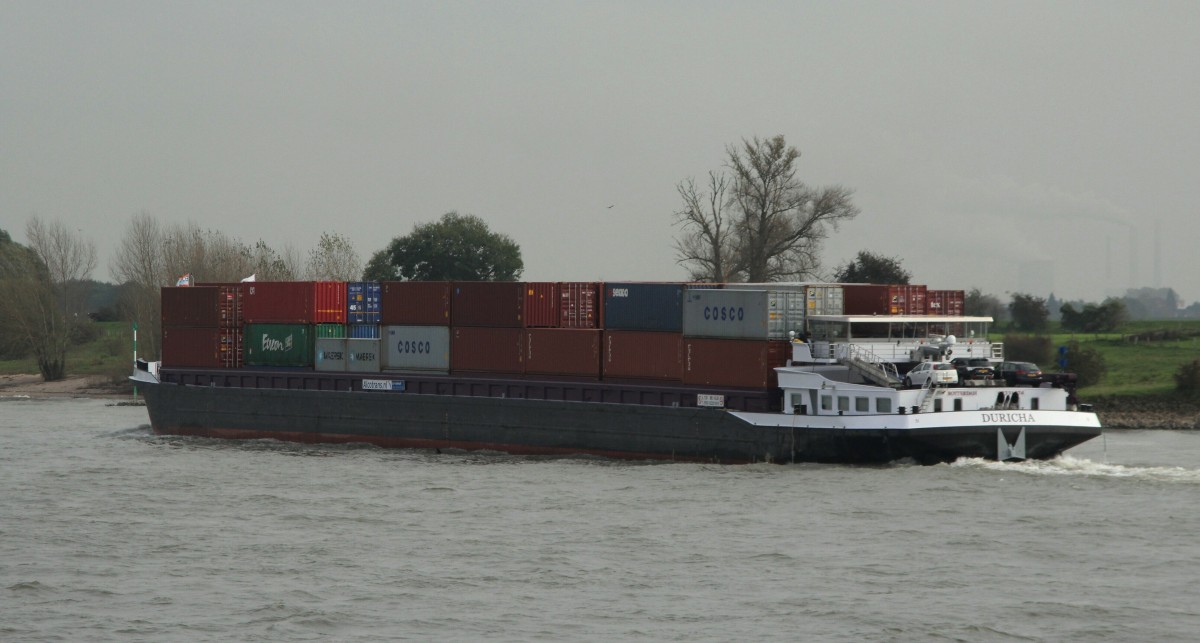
[305,232,362,281]
[674,135,860,282]
[111,212,167,359]
[673,172,739,282]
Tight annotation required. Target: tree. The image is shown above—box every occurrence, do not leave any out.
[362,247,398,281]
[1009,293,1049,332]
[1061,340,1106,387]
[833,251,911,284]
[673,135,859,282]
[965,288,1008,321]
[1060,298,1128,333]
[306,232,362,281]
[373,212,523,281]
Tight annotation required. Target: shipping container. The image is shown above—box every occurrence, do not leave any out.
[348,324,381,339]
[347,282,381,324]
[315,323,346,339]
[524,282,560,328]
[451,281,524,327]
[450,326,524,374]
[601,330,683,381]
[380,281,452,326]
[162,327,223,368]
[842,284,928,316]
[313,281,347,323]
[927,289,965,316]
[603,282,685,332]
[346,338,382,373]
[315,338,347,372]
[804,283,844,319]
[382,325,451,372]
[243,323,314,367]
[525,328,601,377]
[243,282,314,324]
[195,283,244,328]
[559,282,600,328]
[682,288,806,340]
[218,328,243,368]
[682,338,791,389]
[161,287,221,328]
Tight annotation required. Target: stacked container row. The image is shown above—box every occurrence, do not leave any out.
[160,285,243,368]
[842,284,928,316]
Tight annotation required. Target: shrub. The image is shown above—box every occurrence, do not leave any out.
[1002,334,1052,366]
[69,319,102,346]
[1175,359,1200,397]
[1062,341,1106,387]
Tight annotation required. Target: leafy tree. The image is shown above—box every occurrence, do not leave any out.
[833,250,911,284]
[965,288,1008,321]
[673,135,859,282]
[1060,298,1128,333]
[362,247,398,281]
[1061,340,1106,387]
[1002,334,1052,365]
[1009,293,1049,332]
[306,232,362,281]
[1175,359,1200,397]
[373,212,523,281]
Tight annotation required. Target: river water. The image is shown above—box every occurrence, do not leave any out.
[2,397,1199,642]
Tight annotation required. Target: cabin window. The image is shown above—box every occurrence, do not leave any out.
[954,398,963,411]
[821,395,833,411]
[838,396,850,412]
[791,393,808,414]
[855,397,869,413]
[934,398,943,412]
[1031,398,1039,410]
[876,398,892,413]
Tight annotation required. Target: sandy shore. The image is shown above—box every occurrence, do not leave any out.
[0,373,134,400]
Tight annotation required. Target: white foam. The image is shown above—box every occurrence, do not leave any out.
[952,454,1200,484]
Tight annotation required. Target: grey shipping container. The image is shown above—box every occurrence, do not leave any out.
[346,338,382,373]
[804,284,844,319]
[603,282,685,332]
[382,325,450,372]
[682,288,805,340]
[315,338,347,372]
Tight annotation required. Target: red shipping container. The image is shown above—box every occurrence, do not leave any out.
[524,282,560,328]
[380,281,452,326]
[161,327,223,368]
[195,283,244,328]
[560,282,600,329]
[451,282,524,327]
[450,327,525,374]
[927,289,965,316]
[682,338,790,389]
[843,284,928,316]
[525,328,601,377]
[218,328,243,368]
[314,281,347,323]
[243,282,314,324]
[161,287,220,328]
[602,330,683,381]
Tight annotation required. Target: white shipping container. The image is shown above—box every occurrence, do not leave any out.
[346,338,381,373]
[682,288,805,340]
[315,338,347,372]
[382,325,450,372]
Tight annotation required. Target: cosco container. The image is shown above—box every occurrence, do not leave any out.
[313,281,347,323]
[347,282,381,324]
[243,323,314,367]
[682,288,805,340]
[382,325,451,372]
[315,337,347,372]
[450,327,524,374]
[843,284,928,316]
[346,338,382,373]
[927,289,965,316]
[243,282,314,324]
[603,282,685,332]
[559,282,600,328]
[348,324,381,339]
[682,338,791,389]
[161,287,221,328]
[380,281,451,326]
[451,282,524,327]
[601,330,683,381]
[525,328,601,378]
[524,282,560,328]
[161,327,222,368]
[315,323,346,338]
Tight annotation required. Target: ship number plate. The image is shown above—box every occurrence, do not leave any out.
[697,394,725,408]
[362,379,406,392]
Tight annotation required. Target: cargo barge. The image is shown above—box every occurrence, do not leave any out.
[137,281,1102,464]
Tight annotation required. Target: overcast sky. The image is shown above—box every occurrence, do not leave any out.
[3,1,1197,303]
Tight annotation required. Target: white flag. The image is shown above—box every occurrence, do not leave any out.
[241,274,256,282]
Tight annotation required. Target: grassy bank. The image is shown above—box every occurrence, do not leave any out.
[0,321,134,383]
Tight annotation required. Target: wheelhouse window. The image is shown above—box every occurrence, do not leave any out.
[821,395,833,411]
[876,398,892,413]
[791,393,808,414]
[838,396,850,412]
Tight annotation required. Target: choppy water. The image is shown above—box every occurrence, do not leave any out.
[2,397,1200,641]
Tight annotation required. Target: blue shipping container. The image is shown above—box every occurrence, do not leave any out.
[603,282,686,332]
[349,324,381,339]
[347,282,382,324]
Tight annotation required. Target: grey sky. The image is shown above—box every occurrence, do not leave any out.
[3,1,1197,303]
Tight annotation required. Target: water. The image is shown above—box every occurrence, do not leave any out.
[3,397,1199,641]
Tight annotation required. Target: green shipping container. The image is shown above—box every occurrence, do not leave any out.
[244,323,314,367]
[316,323,346,338]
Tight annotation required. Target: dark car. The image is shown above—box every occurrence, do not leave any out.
[951,357,995,381]
[997,361,1043,386]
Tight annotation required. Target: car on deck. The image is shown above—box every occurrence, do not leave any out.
[951,357,996,381]
[997,361,1044,386]
[904,361,959,388]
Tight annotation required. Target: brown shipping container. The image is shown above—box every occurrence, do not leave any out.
[927,289,965,316]
[452,281,524,327]
[525,328,601,377]
[313,281,348,323]
[195,283,244,328]
[161,327,223,368]
[243,281,314,323]
[560,282,600,329]
[602,330,683,381]
[524,282,560,328]
[161,287,220,328]
[682,338,791,389]
[380,281,452,326]
[843,284,928,316]
[450,327,525,374]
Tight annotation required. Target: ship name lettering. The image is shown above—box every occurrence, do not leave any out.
[982,412,1036,423]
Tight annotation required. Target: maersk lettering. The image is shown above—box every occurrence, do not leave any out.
[322,351,344,360]
[702,306,745,322]
[982,412,1036,423]
[351,352,376,361]
[261,333,294,352]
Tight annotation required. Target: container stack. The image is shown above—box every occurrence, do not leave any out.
[523,283,603,378]
[380,281,452,374]
[843,284,928,316]
[680,287,793,388]
[927,289,965,316]
[160,285,243,368]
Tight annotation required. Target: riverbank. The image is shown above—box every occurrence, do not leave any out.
[0,374,134,400]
